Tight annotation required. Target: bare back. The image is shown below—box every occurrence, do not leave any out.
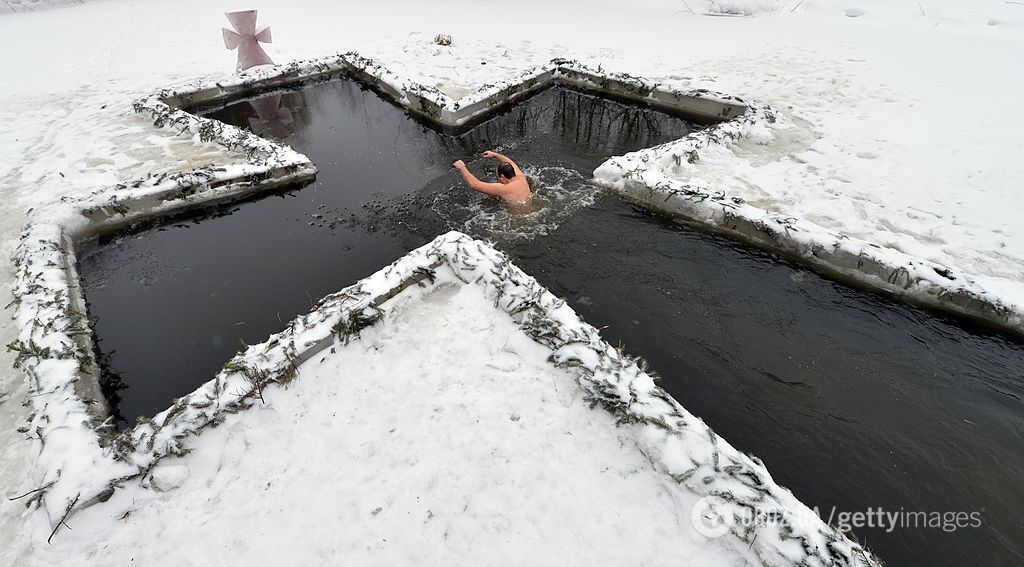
[503,175,532,203]
[454,150,534,203]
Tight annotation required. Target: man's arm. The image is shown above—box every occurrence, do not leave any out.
[482,150,523,177]
[453,160,508,197]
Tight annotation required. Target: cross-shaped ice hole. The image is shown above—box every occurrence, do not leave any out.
[78,79,699,425]
[68,72,1024,567]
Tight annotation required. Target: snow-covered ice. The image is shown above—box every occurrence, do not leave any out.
[2,0,1023,564]
[31,282,762,565]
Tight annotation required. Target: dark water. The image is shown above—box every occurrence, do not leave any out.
[78,78,1024,566]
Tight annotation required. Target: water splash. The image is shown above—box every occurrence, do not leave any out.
[425,165,599,243]
[314,165,601,249]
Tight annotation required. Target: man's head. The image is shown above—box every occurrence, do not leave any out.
[496,163,515,184]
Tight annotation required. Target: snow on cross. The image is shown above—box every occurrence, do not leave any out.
[222,10,274,72]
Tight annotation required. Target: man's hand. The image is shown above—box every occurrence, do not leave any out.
[481,151,496,159]
[453,159,466,170]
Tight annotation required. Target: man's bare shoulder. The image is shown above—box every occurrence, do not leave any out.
[506,177,532,202]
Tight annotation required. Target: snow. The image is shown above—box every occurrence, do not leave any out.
[659,21,1024,302]
[32,281,760,566]
[1,0,1023,564]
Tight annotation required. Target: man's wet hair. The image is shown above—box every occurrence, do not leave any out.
[497,163,515,180]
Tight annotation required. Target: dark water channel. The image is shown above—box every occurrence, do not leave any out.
[78,78,1024,565]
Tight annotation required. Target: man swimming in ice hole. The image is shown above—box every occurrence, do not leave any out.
[453,151,532,203]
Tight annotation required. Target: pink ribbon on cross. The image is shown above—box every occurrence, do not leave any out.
[222,10,274,73]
